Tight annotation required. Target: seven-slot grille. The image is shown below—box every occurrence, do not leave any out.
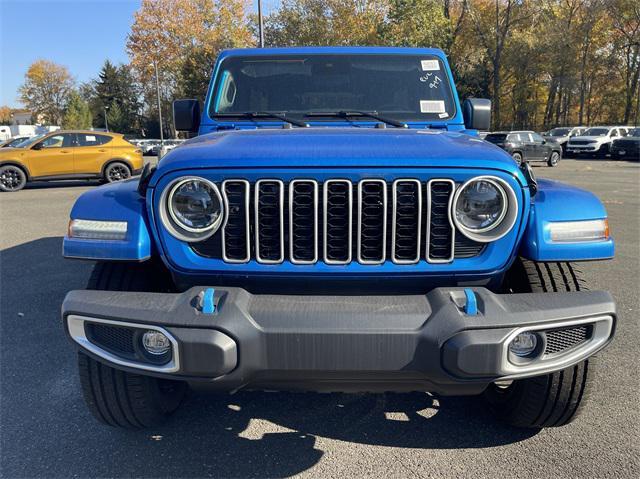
[192,179,485,264]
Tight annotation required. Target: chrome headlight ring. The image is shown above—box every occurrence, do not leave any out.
[451,175,518,243]
[159,176,224,242]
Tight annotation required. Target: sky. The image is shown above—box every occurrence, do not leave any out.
[0,0,278,108]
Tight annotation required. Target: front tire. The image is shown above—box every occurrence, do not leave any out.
[484,259,596,428]
[547,151,560,167]
[0,165,27,192]
[104,161,131,183]
[78,261,186,428]
[511,152,523,165]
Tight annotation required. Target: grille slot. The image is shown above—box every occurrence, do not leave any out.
[86,323,135,357]
[427,179,455,262]
[290,180,318,264]
[392,179,422,264]
[255,180,284,263]
[544,325,592,355]
[222,180,250,262]
[324,180,353,264]
[358,180,387,264]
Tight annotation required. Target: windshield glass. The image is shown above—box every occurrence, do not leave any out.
[549,128,570,136]
[209,54,456,122]
[14,134,46,148]
[583,128,609,136]
[630,128,640,137]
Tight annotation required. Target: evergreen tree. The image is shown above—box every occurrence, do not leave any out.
[62,91,93,129]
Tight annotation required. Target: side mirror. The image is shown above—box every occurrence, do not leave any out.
[463,98,491,131]
[173,99,201,133]
[31,142,43,150]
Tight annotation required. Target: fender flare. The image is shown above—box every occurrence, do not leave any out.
[63,178,154,261]
[0,160,31,180]
[520,178,614,261]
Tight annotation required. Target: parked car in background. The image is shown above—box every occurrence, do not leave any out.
[485,130,562,166]
[611,127,640,160]
[0,130,143,192]
[0,136,31,148]
[566,126,629,157]
[543,126,588,154]
[150,139,185,156]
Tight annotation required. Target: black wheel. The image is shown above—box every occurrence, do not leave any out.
[104,161,131,183]
[597,144,610,158]
[79,261,186,428]
[484,259,596,428]
[512,152,523,165]
[547,151,560,167]
[0,165,27,192]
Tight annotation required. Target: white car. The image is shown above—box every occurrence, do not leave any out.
[566,126,630,157]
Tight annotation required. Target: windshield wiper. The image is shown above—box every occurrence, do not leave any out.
[305,111,408,128]
[213,111,309,128]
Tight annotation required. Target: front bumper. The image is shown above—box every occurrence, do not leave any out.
[62,287,616,395]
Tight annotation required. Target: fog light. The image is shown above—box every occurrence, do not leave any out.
[142,330,171,355]
[509,332,538,357]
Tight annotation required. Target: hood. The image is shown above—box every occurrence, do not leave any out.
[153,128,518,181]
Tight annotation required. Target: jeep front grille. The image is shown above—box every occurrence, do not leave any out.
[192,178,485,264]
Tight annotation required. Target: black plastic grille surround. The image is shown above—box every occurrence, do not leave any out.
[544,325,592,355]
[191,178,485,264]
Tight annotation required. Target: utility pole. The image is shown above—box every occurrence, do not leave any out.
[152,59,164,156]
[103,106,109,131]
[258,0,264,48]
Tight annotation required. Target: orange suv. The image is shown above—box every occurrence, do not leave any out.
[0,130,143,192]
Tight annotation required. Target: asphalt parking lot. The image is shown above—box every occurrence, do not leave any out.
[1,158,638,478]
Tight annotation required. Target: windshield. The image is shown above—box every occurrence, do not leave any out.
[630,128,640,137]
[583,128,610,136]
[549,128,570,136]
[13,134,46,148]
[209,54,456,122]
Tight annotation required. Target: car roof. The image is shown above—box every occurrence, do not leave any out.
[45,130,122,136]
[219,46,447,59]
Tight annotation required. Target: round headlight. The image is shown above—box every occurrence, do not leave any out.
[454,179,506,232]
[452,176,518,242]
[161,177,224,242]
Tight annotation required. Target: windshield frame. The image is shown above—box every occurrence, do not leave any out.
[206,53,459,124]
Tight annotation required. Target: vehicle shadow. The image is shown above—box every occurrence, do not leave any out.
[24,179,100,190]
[0,237,537,478]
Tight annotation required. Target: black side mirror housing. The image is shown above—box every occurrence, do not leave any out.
[173,99,201,133]
[463,98,491,131]
[31,142,43,150]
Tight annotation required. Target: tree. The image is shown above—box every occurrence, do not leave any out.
[83,60,141,133]
[106,103,127,133]
[18,60,74,125]
[265,0,388,46]
[127,0,253,133]
[383,0,453,49]
[62,91,93,129]
[0,106,12,125]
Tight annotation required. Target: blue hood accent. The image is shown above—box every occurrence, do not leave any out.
[152,128,520,184]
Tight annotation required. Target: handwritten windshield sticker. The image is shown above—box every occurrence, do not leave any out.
[429,75,442,89]
[438,112,449,118]
[420,100,446,114]
[421,59,440,71]
[419,72,433,82]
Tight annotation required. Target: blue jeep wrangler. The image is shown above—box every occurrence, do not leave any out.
[62,47,616,429]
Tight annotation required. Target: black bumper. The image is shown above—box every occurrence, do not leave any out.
[62,287,616,395]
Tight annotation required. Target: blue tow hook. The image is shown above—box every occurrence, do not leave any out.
[463,288,478,315]
[201,288,216,314]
